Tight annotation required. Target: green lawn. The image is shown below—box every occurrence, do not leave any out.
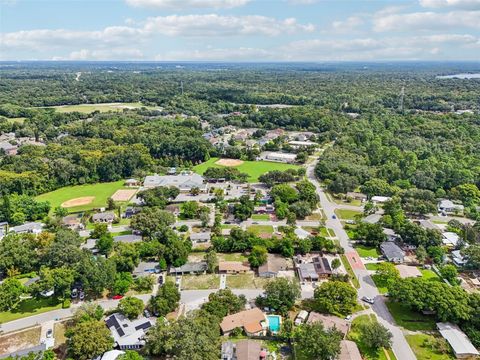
[38,102,157,114]
[340,254,360,288]
[0,297,63,324]
[180,275,219,290]
[385,301,436,331]
[251,214,270,221]
[365,263,380,271]
[36,180,126,213]
[347,314,397,360]
[334,209,362,220]
[406,334,454,360]
[421,269,441,282]
[193,157,301,182]
[355,245,380,258]
[371,275,388,294]
[226,274,271,289]
[247,225,274,235]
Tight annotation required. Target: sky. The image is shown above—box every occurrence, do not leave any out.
[0,0,479,61]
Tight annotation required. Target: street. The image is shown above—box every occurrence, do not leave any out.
[306,159,417,360]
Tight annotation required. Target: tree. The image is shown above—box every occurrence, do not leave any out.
[190,187,200,196]
[145,313,220,360]
[259,278,300,314]
[182,201,199,219]
[359,321,393,349]
[0,278,24,311]
[271,184,298,203]
[294,322,343,360]
[54,206,68,218]
[133,276,154,293]
[363,201,377,216]
[118,296,144,320]
[201,289,246,319]
[204,250,218,274]
[131,208,175,238]
[355,222,387,246]
[331,258,341,270]
[112,272,133,295]
[233,195,254,221]
[73,303,104,323]
[415,245,428,264]
[463,245,480,269]
[313,281,357,316]
[118,351,145,360]
[248,245,268,267]
[96,233,114,256]
[149,282,180,316]
[67,320,113,360]
[286,211,297,226]
[90,223,109,239]
[113,243,139,272]
[375,262,400,288]
[440,264,460,285]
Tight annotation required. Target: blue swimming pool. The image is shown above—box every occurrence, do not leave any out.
[267,315,281,333]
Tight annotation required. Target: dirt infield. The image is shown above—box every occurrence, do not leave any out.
[61,196,95,208]
[111,189,137,202]
[215,158,244,167]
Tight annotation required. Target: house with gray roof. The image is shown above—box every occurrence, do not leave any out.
[190,231,211,243]
[105,313,155,350]
[380,241,405,263]
[114,234,142,243]
[169,261,207,275]
[258,254,287,278]
[438,199,464,214]
[0,141,18,156]
[437,322,479,359]
[0,344,47,359]
[92,212,116,223]
[10,222,43,235]
[133,262,160,277]
[143,172,207,193]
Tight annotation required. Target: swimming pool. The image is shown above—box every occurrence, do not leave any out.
[267,315,281,333]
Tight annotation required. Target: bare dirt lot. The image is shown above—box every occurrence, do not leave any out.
[0,326,41,355]
[215,158,244,167]
[61,196,95,208]
[110,189,137,202]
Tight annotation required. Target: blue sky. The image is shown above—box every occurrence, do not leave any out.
[1,0,479,61]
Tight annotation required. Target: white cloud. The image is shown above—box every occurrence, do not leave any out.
[125,0,249,9]
[419,0,480,10]
[373,10,480,31]
[64,48,144,60]
[332,16,364,33]
[156,46,273,60]
[143,14,314,36]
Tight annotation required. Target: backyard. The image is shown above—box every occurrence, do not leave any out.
[385,301,436,331]
[247,225,274,236]
[35,180,127,213]
[193,157,301,182]
[406,333,454,360]
[251,214,270,221]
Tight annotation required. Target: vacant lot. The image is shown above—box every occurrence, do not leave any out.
[0,326,41,355]
[193,157,301,182]
[226,274,270,289]
[181,275,219,290]
[36,180,126,213]
[0,297,63,324]
[38,102,157,114]
[251,214,270,221]
[247,225,274,236]
[406,333,454,360]
[334,209,362,220]
[386,301,436,331]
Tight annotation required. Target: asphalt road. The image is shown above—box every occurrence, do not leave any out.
[306,159,416,360]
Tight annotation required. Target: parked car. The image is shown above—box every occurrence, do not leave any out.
[361,296,375,304]
[144,310,151,318]
[46,329,53,338]
[71,288,78,299]
[112,295,123,300]
[345,315,352,321]
[158,275,164,285]
[346,220,356,224]
[332,215,337,219]
[79,291,85,300]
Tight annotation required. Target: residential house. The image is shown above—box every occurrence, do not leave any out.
[295,310,308,325]
[124,179,140,187]
[294,227,311,240]
[95,350,125,360]
[80,238,100,255]
[236,340,267,360]
[254,204,274,214]
[133,262,160,277]
[124,207,140,219]
[220,308,267,336]
[92,212,116,223]
[451,250,466,267]
[169,261,208,275]
[62,215,84,230]
[105,313,155,350]
[346,192,367,202]
[288,140,317,148]
[261,151,297,164]
[0,141,18,156]
[437,322,479,359]
[219,261,251,274]
[417,219,441,231]
[143,172,207,193]
[383,228,400,242]
[296,256,332,282]
[0,344,47,359]
[258,254,287,278]
[190,231,211,244]
[165,204,181,216]
[380,241,405,263]
[438,200,464,215]
[339,340,362,360]
[442,232,460,248]
[371,196,391,204]
[363,214,381,224]
[10,222,43,235]
[307,312,349,336]
[114,234,142,244]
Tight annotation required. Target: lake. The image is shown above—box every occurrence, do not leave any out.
[436,73,480,79]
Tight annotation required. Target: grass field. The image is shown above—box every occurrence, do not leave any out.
[365,263,380,271]
[226,274,271,289]
[347,314,397,360]
[38,102,158,114]
[406,334,454,360]
[334,209,362,220]
[251,214,270,221]
[385,301,436,331]
[421,269,441,281]
[180,275,219,290]
[247,225,274,235]
[371,274,389,294]
[193,157,301,182]
[0,298,63,324]
[355,245,380,258]
[36,180,126,213]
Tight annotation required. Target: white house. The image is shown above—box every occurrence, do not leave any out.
[438,200,464,214]
[371,196,391,204]
[143,172,207,193]
[105,313,155,350]
[261,152,297,164]
[442,232,460,247]
[437,323,479,359]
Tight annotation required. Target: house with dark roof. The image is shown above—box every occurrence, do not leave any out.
[169,261,207,275]
[296,256,332,282]
[380,241,405,263]
[133,262,160,277]
[105,313,155,350]
[114,234,142,244]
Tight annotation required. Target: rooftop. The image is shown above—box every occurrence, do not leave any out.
[220,308,266,334]
[169,261,208,274]
[236,340,265,360]
[113,234,143,243]
[143,172,206,190]
[339,340,362,360]
[105,313,154,348]
[380,241,405,260]
[258,254,287,275]
[396,265,422,278]
[307,312,349,335]
[437,322,479,357]
[219,261,251,273]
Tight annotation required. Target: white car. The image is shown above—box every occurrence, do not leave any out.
[345,315,352,321]
[362,296,375,304]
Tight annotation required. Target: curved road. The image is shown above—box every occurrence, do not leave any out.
[306,159,416,360]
